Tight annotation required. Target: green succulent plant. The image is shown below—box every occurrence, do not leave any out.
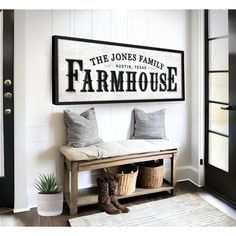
[34,173,62,194]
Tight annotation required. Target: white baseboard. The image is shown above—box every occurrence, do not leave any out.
[165,165,201,187]
[176,165,200,186]
[177,178,203,188]
[13,207,31,213]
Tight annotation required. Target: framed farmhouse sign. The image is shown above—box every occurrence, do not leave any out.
[52,36,185,104]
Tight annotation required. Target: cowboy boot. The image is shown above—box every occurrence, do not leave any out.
[107,176,130,213]
[97,177,121,214]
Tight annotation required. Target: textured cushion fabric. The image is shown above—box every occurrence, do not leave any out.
[132,108,166,139]
[64,108,103,148]
[60,139,180,161]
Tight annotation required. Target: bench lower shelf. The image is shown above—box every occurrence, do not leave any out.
[64,151,176,215]
[65,181,173,207]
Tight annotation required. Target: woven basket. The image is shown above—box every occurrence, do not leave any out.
[103,164,139,196]
[138,160,164,188]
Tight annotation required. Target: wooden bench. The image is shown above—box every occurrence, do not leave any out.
[63,149,177,216]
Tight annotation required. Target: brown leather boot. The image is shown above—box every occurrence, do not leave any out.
[97,177,121,214]
[107,176,130,213]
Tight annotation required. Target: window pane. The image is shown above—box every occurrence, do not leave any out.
[209,73,228,103]
[209,38,228,71]
[209,10,228,38]
[209,103,229,136]
[209,132,228,172]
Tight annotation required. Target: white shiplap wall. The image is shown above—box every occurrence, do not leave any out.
[15,9,192,209]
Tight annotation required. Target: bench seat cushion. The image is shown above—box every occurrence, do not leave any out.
[60,139,180,162]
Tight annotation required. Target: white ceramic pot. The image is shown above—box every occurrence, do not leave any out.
[37,192,63,216]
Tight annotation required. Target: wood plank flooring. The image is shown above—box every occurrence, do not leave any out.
[0,181,235,226]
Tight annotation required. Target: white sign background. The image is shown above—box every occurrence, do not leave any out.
[53,37,184,104]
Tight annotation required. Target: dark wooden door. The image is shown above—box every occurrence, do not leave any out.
[205,10,236,205]
[0,10,14,208]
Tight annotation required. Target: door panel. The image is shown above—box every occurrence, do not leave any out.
[209,73,228,103]
[0,11,3,177]
[0,10,14,208]
[209,38,228,71]
[205,10,236,204]
[209,103,229,135]
[208,10,228,38]
[208,133,229,172]
[228,10,236,176]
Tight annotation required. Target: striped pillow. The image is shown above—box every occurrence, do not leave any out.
[64,108,103,148]
[132,108,166,139]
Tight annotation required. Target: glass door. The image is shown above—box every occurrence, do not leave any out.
[205,10,236,204]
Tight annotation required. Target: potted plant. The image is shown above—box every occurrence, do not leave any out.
[34,173,63,216]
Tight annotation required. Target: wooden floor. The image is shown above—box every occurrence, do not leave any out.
[0,180,235,226]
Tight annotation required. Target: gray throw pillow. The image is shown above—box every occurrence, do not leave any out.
[132,108,166,139]
[64,108,103,148]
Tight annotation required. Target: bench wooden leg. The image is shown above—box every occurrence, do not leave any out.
[64,161,69,198]
[69,162,78,216]
[170,153,176,195]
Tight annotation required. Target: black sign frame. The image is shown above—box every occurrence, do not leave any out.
[52,35,185,105]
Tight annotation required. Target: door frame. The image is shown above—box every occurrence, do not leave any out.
[0,10,14,208]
